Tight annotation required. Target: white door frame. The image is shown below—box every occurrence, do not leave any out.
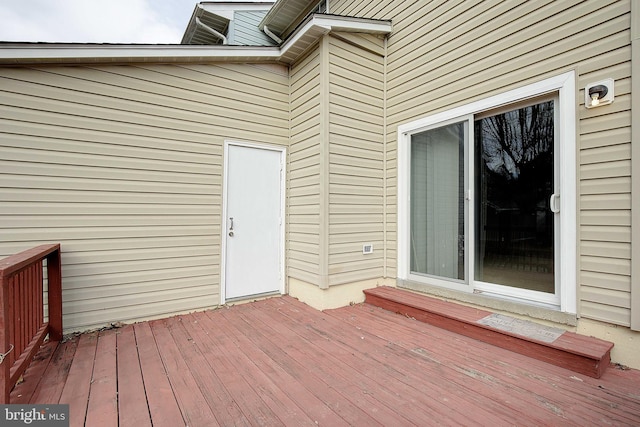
[220,140,286,305]
[397,71,576,314]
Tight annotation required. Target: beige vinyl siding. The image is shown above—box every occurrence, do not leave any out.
[331,0,634,325]
[632,1,640,331]
[0,62,289,332]
[579,63,632,326]
[288,47,322,285]
[327,33,385,285]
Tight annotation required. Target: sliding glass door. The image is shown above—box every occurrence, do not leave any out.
[474,99,556,294]
[410,122,466,282]
[406,96,560,306]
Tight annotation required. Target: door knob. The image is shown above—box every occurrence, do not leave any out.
[549,193,560,213]
[229,231,234,237]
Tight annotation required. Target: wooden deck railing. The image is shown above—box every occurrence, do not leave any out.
[0,244,62,404]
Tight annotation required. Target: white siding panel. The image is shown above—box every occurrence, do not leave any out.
[0,63,288,332]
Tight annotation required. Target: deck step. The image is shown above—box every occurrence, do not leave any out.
[364,286,614,378]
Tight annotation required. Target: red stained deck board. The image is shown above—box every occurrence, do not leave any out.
[58,333,98,427]
[84,330,118,427]
[212,304,375,427]
[11,295,640,426]
[208,309,349,427]
[27,336,77,404]
[364,286,613,378]
[171,312,253,427]
[220,307,346,426]
[246,298,457,427]
[193,309,293,426]
[237,303,399,426]
[337,303,638,426]
[116,325,152,427]
[227,301,387,427]
[150,318,220,427]
[304,306,537,424]
[133,322,184,427]
[252,299,454,424]
[187,311,316,427]
[266,297,545,426]
[9,340,57,404]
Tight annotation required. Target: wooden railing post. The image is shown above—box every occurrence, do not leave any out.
[47,247,63,341]
[0,244,62,404]
[0,265,10,404]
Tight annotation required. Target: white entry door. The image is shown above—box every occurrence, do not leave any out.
[223,142,284,302]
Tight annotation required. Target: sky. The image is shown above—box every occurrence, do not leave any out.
[0,0,202,44]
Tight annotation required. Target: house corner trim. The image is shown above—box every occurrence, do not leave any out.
[630,0,640,331]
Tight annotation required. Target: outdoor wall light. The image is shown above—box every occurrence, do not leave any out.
[585,78,614,108]
[588,85,607,106]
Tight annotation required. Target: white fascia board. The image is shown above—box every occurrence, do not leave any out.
[279,20,330,54]
[0,15,391,65]
[311,15,393,34]
[280,14,392,53]
[0,44,281,64]
[200,2,275,15]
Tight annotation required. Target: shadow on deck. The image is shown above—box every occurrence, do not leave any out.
[11,295,640,426]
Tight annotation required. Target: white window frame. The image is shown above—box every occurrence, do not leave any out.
[397,71,576,314]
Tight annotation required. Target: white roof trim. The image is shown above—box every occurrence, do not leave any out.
[0,45,281,64]
[303,14,392,34]
[0,15,391,65]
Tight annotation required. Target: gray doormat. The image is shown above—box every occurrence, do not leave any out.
[477,313,565,343]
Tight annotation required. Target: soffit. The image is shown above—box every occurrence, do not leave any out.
[259,0,317,39]
[181,6,231,45]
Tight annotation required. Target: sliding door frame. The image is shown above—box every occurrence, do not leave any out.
[397,71,576,314]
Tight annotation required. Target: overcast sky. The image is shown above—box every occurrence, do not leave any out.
[0,0,201,44]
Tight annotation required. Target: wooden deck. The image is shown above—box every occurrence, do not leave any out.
[364,286,614,378]
[10,295,640,426]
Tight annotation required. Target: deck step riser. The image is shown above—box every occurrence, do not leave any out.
[364,287,613,378]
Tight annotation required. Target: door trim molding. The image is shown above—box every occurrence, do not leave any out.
[397,71,576,314]
[220,140,286,305]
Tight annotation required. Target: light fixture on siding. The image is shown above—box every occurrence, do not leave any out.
[585,79,614,108]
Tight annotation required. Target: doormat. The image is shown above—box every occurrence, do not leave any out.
[477,313,565,343]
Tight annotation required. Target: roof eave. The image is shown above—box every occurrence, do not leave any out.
[258,0,315,35]
[0,15,392,66]
[0,44,281,65]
